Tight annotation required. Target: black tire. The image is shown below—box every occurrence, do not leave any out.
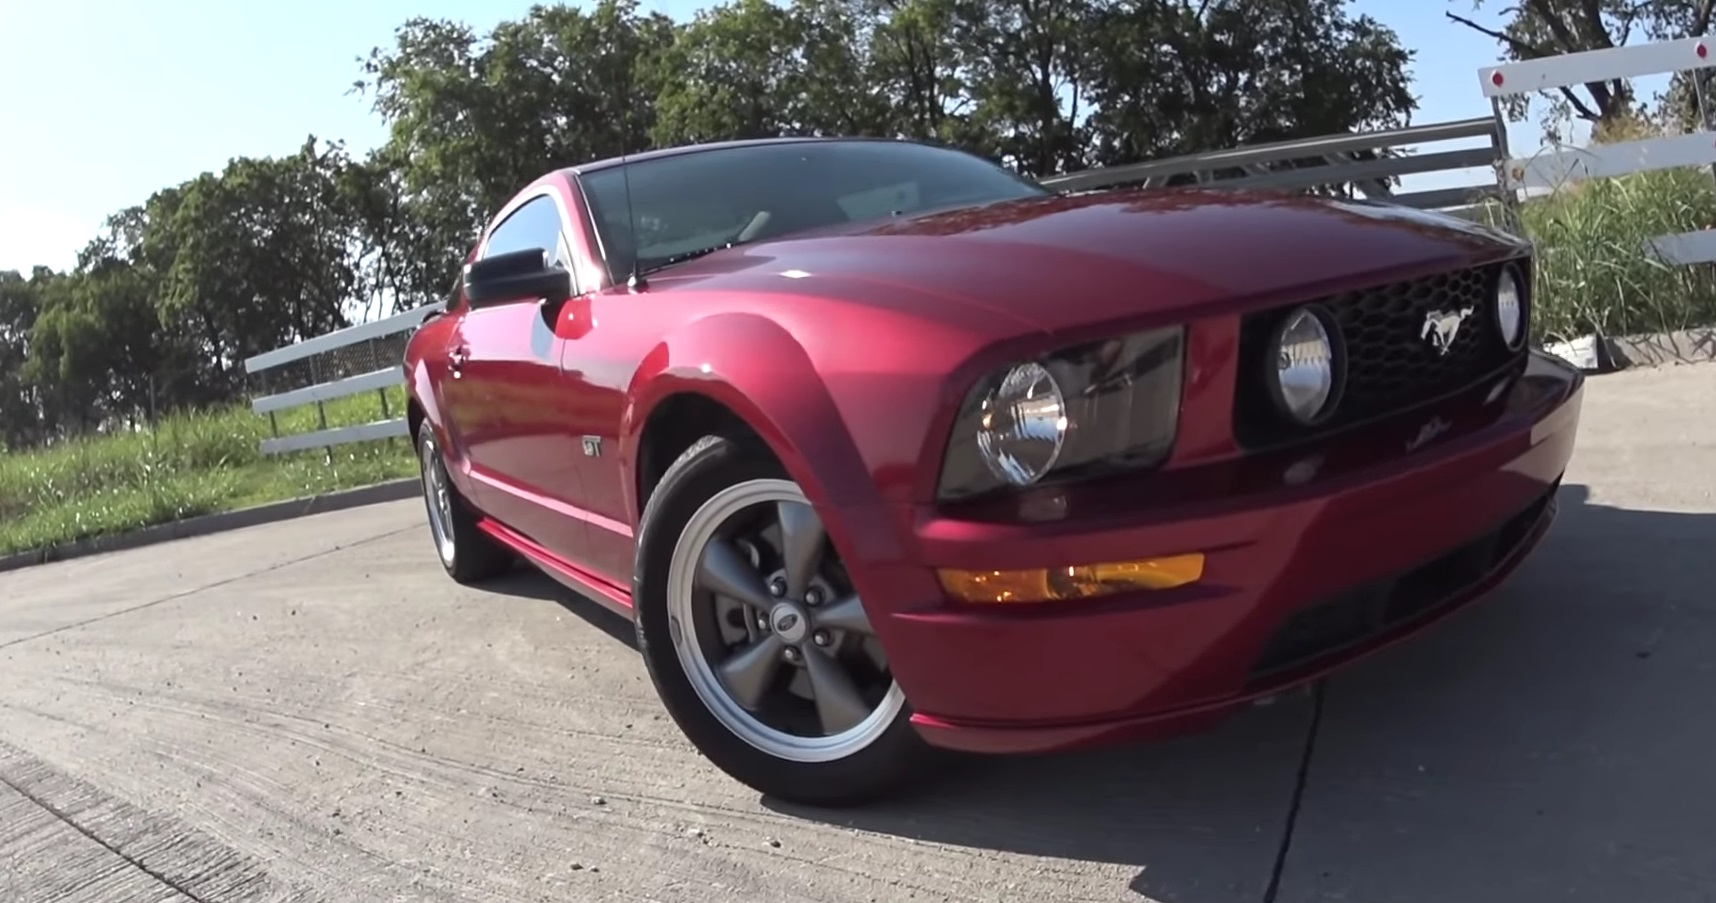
[633,433,935,807]
[416,421,512,584]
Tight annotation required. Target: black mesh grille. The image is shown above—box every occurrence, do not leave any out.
[1234,260,1528,450]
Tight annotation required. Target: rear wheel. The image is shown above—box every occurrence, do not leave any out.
[634,434,931,806]
[416,422,511,584]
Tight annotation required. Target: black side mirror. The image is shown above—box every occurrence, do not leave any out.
[463,248,573,309]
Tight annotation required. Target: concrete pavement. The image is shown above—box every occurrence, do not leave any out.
[1,363,1712,903]
[1274,363,1716,903]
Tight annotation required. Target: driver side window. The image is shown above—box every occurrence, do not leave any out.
[483,194,570,270]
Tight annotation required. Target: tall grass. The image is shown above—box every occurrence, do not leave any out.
[1479,118,1716,344]
[0,388,416,555]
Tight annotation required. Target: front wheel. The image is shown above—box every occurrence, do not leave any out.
[633,434,932,806]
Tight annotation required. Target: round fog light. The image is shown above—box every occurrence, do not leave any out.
[976,362,1067,486]
[1270,306,1339,424]
[1495,266,1525,349]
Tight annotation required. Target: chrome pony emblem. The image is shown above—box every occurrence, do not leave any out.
[1421,306,1475,357]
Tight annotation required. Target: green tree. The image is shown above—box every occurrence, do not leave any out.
[24,260,162,434]
[0,268,51,448]
[959,0,1098,176]
[1081,0,1415,168]
[652,0,812,143]
[128,138,366,402]
[862,0,977,142]
[357,0,676,300]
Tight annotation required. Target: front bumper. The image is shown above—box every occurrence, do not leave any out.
[870,350,1584,755]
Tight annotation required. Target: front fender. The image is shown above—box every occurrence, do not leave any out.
[620,312,904,562]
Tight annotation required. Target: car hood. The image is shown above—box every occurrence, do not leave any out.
[642,188,1527,336]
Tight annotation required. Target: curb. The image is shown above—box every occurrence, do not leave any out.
[0,478,421,575]
[1543,327,1716,373]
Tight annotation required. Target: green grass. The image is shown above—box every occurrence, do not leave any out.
[0,387,418,556]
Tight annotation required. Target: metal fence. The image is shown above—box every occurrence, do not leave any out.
[1040,116,1508,212]
[244,302,442,456]
[1482,36,1716,266]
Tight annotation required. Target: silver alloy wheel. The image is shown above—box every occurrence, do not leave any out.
[420,437,457,567]
[666,478,905,764]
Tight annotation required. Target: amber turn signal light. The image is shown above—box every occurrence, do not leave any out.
[937,553,1205,604]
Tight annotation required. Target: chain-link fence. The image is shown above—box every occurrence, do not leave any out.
[245,329,415,400]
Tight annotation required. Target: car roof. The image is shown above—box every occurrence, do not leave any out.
[562,136,940,177]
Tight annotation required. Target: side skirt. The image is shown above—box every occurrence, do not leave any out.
[475,517,635,620]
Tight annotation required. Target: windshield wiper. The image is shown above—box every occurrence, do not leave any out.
[635,241,739,277]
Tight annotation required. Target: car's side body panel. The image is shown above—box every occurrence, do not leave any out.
[454,299,593,562]
[437,175,592,564]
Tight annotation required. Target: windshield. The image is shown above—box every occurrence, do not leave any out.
[577,140,1049,280]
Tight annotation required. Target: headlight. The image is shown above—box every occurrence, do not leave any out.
[1268,306,1341,425]
[938,327,1185,501]
[1495,264,1526,349]
[974,362,1067,486]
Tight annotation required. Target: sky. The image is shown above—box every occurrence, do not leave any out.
[0,0,1552,275]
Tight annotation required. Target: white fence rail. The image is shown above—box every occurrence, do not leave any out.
[243,302,442,456]
[1041,116,1506,212]
[1483,36,1716,266]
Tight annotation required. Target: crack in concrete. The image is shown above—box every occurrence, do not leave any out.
[1262,681,1326,903]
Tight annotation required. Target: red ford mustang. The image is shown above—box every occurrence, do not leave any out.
[402,137,1584,806]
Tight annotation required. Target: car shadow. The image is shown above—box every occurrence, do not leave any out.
[757,484,1716,902]
[1259,484,1716,903]
[479,566,640,651]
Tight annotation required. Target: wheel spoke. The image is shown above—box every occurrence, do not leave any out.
[776,501,826,598]
[801,646,871,735]
[718,635,786,711]
[697,538,774,609]
[814,593,872,635]
[434,467,451,521]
